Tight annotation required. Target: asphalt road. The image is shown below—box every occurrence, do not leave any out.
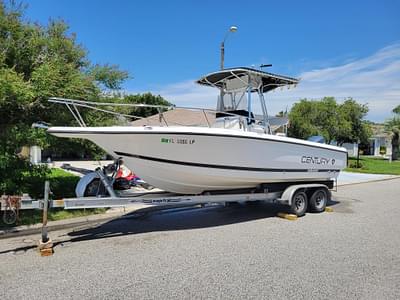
[1,178,400,299]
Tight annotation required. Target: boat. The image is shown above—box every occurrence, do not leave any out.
[48,67,347,194]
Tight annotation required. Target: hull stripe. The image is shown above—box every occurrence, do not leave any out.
[114,151,341,173]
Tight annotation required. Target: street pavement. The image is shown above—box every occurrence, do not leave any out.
[0,178,399,299]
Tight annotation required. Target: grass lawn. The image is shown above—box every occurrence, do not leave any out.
[13,207,107,227]
[345,156,400,175]
[1,168,106,228]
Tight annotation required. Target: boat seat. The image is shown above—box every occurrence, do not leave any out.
[215,110,255,124]
[212,116,242,130]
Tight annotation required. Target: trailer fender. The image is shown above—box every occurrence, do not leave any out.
[279,184,330,205]
[75,172,100,198]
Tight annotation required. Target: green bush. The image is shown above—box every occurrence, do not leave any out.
[46,168,80,199]
[1,167,93,227]
[0,154,78,199]
[0,154,49,197]
[348,161,363,169]
[22,168,79,199]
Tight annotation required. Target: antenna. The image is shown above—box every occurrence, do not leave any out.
[260,64,272,69]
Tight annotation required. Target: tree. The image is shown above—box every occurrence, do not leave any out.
[0,1,130,195]
[336,99,371,146]
[0,1,174,196]
[0,2,128,141]
[288,97,371,145]
[385,105,400,160]
[393,105,400,115]
[120,93,172,118]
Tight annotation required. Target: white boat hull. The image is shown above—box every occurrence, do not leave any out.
[48,126,347,194]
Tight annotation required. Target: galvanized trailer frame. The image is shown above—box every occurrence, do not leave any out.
[1,180,333,215]
[1,179,333,251]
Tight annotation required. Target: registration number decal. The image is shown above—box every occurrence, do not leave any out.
[161,138,195,145]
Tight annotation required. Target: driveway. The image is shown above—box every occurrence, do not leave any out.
[337,171,397,185]
[52,160,114,177]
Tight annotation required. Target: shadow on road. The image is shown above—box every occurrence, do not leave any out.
[328,197,340,207]
[66,202,287,242]
[0,199,341,255]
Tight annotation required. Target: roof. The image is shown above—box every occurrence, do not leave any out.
[131,108,287,132]
[196,67,299,93]
[131,108,216,127]
[370,123,390,139]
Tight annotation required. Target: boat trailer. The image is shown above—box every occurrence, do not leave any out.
[1,179,334,255]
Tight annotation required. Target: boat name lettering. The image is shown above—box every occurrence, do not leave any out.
[161,138,195,145]
[301,156,334,165]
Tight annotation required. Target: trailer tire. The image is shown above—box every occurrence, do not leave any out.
[309,188,328,213]
[289,190,308,217]
[84,178,107,197]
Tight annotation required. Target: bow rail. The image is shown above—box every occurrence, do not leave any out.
[48,97,264,129]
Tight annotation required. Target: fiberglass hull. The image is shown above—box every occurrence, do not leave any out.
[48,126,347,194]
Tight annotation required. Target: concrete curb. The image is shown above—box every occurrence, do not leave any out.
[0,203,156,240]
[336,175,400,187]
[0,204,200,240]
[0,211,127,240]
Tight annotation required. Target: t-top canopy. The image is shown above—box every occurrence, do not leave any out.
[196,67,299,93]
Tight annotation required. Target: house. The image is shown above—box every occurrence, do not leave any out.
[364,124,392,156]
[341,143,359,157]
[340,124,392,157]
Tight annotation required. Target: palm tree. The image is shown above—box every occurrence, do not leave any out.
[385,105,400,160]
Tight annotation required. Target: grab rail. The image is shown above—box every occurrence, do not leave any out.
[48,97,264,130]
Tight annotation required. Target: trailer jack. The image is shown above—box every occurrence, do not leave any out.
[38,181,53,256]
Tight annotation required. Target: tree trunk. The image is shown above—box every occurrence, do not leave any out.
[392,131,399,161]
[393,145,399,160]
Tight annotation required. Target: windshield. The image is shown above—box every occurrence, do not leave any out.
[217,91,248,111]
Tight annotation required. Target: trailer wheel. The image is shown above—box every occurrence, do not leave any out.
[84,178,107,197]
[309,188,328,213]
[289,190,308,217]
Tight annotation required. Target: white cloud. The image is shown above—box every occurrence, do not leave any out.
[130,43,400,122]
[158,81,219,109]
[270,44,400,122]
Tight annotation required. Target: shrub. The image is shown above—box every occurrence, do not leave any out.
[0,154,49,197]
[0,154,78,199]
[348,161,363,169]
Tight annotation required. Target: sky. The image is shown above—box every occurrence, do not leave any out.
[23,0,400,122]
